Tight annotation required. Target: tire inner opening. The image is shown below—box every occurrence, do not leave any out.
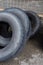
[0,21,12,49]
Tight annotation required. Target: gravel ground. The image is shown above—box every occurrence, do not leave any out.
[0,0,43,65]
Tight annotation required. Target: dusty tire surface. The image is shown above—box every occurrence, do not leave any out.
[5,7,31,39]
[0,11,26,61]
[25,11,40,36]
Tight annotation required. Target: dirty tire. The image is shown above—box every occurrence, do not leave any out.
[5,7,31,39]
[0,12,25,61]
[25,11,40,36]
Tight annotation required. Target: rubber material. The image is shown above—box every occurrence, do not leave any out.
[0,8,41,61]
[25,11,40,36]
[0,12,25,61]
[5,7,31,39]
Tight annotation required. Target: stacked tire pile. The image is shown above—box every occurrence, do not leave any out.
[0,7,42,61]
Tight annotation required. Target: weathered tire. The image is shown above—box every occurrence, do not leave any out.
[25,11,40,36]
[5,7,31,39]
[0,11,25,61]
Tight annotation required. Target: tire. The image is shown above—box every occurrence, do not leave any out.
[0,11,25,61]
[5,7,31,39]
[25,11,40,36]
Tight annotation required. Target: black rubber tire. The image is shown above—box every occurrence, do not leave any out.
[0,11,25,61]
[25,11,40,36]
[5,7,31,39]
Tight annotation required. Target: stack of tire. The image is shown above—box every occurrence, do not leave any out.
[0,7,40,61]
